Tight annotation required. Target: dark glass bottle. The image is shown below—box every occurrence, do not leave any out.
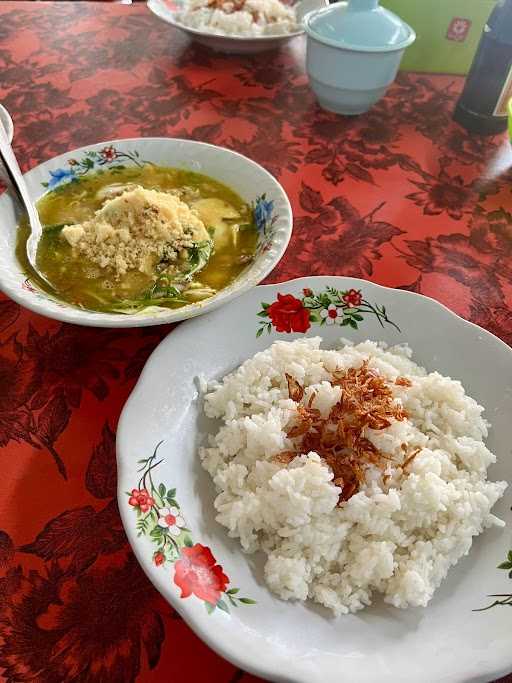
[454,0,512,135]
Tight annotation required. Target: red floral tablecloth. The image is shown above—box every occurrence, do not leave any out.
[0,2,511,681]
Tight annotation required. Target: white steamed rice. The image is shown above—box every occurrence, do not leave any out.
[176,0,299,37]
[199,338,507,615]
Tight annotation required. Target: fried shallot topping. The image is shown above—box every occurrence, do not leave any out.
[206,0,261,19]
[276,361,411,504]
[208,0,244,9]
[402,448,421,471]
[395,376,412,387]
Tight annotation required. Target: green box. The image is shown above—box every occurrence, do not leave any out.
[383,0,496,74]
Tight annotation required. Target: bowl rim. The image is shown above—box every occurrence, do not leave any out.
[117,274,512,683]
[147,0,305,41]
[0,136,293,328]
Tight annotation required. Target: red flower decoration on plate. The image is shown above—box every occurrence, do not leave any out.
[153,551,165,567]
[256,286,400,335]
[128,488,155,513]
[174,544,229,605]
[128,445,255,613]
[100,145,116,162]
[342,289,362,308]
[267,294,311,333]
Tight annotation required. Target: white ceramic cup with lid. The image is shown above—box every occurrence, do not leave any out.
[304,0,415,115]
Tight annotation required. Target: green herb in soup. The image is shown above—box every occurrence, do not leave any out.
[16,165,259,313]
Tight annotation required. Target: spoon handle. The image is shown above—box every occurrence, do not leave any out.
[0,124,42,235]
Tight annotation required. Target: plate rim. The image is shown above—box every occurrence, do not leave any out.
[116,275,512,683]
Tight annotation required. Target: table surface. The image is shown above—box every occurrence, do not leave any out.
[1,2,512,682]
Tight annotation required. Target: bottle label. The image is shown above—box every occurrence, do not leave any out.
[493,63,512,117]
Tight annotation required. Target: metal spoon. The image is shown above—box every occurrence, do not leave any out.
[0,119,54,290]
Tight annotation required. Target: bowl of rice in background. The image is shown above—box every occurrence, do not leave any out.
[117,275,512,683]
[147,0,326,53]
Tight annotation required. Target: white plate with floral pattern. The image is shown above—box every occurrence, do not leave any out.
[117,276,512,683]
[0,137,292,327]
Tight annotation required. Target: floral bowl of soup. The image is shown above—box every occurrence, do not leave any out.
[0,138,292,327]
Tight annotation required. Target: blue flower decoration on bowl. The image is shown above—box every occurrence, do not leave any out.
[253,195,274,234]
[47,168,76,189]
[41,147,146,193]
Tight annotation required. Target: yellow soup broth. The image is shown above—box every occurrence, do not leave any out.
[16,165,258,313]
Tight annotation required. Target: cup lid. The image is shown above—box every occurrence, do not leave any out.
[304,0,416,52]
